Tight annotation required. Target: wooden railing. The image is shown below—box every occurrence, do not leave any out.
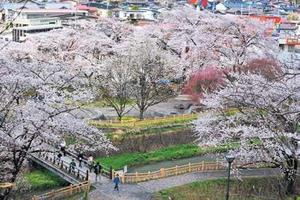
[33,152,89,182]
[119,159,277,184]
[59,149,112,179]
[35,141,112,179]
[32,181,90,200]
[0,183,14,189]
[119,161,226,183]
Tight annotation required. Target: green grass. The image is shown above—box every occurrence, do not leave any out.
[154,177,300,200]
[25,169,68,190]
[106,125,190,140]
[96,143,237,170]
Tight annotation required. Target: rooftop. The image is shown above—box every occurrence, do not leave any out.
[14,24,62,31]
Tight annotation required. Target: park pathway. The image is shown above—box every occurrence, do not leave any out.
[88,168,280,200]
[31,150,282,200]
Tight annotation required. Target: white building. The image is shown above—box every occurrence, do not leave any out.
[119,8,159,21]
[12,17,62,42]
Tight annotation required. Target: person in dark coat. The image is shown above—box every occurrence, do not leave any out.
[69,159,76,173]
[57,152,62,162]
[94,162,102,182]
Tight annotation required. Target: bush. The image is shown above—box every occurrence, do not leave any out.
[25,170,68,190]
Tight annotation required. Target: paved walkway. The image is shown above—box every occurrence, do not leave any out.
[89,168,280,200]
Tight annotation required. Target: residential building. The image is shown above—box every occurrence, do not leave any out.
[85,2,120,18]
[12,17,62,42]
[119,8,159,21]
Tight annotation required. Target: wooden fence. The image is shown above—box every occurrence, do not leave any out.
[32,181,90,200]
[118,159,277,184]
[119,161,226,183]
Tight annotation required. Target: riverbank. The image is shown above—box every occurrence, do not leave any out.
[96,143,237,170]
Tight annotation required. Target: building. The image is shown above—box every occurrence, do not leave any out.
[84,2,120,18]
[12,17,62,42]
[119,7,159,21]
[0,2,74,22]
[12,8,88,21]
[279,37,300,52]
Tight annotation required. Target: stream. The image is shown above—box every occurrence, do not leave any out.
[127,153,226,173]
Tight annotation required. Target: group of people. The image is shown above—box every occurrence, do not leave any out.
[56,140,121,192]
[88,155,120,191]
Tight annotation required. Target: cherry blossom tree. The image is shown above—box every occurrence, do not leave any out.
[155,7,278,74]
[94,56,135,121]
[194,72,300,195]
[22,19,133,70]
[0,40,112,199]
[116,30,179,119]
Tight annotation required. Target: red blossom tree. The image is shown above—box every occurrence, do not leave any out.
[182,67,224,102]
[242,58,282,80]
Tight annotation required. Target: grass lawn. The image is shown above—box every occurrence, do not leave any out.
[25,169,68,190]
[107,125,191,140]
[96,143,237,170]
[90,114,197,141]
[153,177,300,200]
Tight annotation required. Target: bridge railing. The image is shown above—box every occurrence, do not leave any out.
[34,152,89,182]
[0,183,14,189]
[32,181,90,200]
[56,150,112,179]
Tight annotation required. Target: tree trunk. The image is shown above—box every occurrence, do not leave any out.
[1,169,19,200]
[139,109,144,120]
[117,113,122,121]
[285,158,298,195]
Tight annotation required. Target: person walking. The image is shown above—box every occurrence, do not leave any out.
[94,162,102,182]
[69,159,76,173]
[88,155,94,172]
[113,174,120,192]
[57,152,62,162]
[60,140,66,156]
[78,151,84,168]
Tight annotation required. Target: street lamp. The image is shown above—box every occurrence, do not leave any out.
[225,155,235,200]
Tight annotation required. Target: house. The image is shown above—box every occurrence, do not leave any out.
[84,2,120,18]
[119,7,159,21]
[276,22,299,34]
[0,2,76,22]
[76,4,98,16]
